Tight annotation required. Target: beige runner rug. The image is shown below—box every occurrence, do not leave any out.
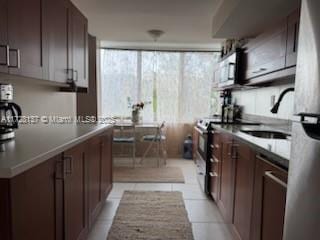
[107,191,194,240]
[113,167,185,183]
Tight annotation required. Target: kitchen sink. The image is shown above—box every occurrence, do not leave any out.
[240,130,291,140]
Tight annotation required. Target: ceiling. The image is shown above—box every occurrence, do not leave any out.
[71,0,223,50]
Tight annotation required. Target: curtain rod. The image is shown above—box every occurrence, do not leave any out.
[99,47,220,53]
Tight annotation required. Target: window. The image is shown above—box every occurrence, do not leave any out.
[101,49,220,123]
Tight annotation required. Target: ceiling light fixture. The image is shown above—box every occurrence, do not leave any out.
[147,29,165,42]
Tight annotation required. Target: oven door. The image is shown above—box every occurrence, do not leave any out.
[194,126,209,193]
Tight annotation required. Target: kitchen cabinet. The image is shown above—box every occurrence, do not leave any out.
[68,3,88,88]
[1,0,48,79]
[88,137,102,227]
[0,128,113,240]
[232,141,256,240]
[63,143,88,240]
[43,0,69,83]
[251,155,287,240]
[245,20,287,80]
[285,9,300,68]
[100,128,113,199]
[216,133,235,223]
[0,0,8,74]
[0,155,58,240]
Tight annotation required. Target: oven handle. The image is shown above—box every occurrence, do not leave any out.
[194,126,207,135]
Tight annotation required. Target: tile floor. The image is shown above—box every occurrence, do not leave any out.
[87,159,234,240]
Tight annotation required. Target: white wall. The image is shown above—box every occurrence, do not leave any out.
[232,83,295,120]
[0,77,76,117]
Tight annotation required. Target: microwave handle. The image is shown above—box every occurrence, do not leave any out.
[227,62,235,80]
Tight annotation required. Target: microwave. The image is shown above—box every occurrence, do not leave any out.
[218,49,242,88]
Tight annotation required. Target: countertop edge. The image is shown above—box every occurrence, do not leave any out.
[0,124,114,179]
[212,124,289,170]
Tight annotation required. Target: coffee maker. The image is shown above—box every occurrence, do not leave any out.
[0,84,22,140]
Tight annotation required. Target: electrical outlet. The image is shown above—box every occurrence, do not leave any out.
[271,95,276,107]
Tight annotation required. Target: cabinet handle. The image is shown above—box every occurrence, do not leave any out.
[73,70,78,82]
[0,45,9,66]
[63,156,73,175]
[8,48,20,68]
[209,172,218,177]
[55,159,65,180]
[264,171,287,188]
[210,157,219,163]
[67,69,74,82]
[252,68,267,74]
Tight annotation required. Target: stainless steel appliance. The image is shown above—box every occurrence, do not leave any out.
[283,1,320,239]
[195,117,222,194]
[218,49,242,88]
[0,83,21,140]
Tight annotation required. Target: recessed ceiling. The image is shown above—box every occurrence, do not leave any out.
[71,0,223,50]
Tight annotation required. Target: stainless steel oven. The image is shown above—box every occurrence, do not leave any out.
[194,125,210,194]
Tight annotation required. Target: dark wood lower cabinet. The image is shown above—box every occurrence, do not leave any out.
[63,144,88,240]
[232,141,256,240]
[0,128,113,240]
[211,130,288,240]
[251,155,287,240]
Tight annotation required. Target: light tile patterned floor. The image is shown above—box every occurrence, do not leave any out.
[87,159,234,240]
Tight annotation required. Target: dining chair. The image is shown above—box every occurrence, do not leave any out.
[113,124,136,168]
[140,121,167,167]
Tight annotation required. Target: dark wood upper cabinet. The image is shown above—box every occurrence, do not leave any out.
[232,141,256,240]
[43,0,69,83]
[63,144,89,240]
[251,155,287,240]
[7,0,48,79]
[0,0,8,74]
[285,9,300,68]
[69,3,88,88]
[245,20,287,80]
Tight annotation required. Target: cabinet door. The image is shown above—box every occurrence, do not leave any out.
[8,0,47,79]
[0,0,9,73]
[10,156,57,240]
[251,155,287,240]
[70,4,88,88]
[233,142,255,240]
[43,0,69,83]
[285,9,300,68]
[63,145,88,240]
[88,137,102,227]
[100,128,113,199]
[245,21,287,80]
[217,133,235,223]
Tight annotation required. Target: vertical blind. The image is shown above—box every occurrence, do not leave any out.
[101,49,220,123]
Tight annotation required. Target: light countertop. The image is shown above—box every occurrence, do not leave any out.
[0,123,113,178]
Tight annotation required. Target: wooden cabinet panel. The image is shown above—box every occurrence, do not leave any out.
[10,156,57,240]
[217,133,235,223]
[0,0,8,73]
[43,0,69,83]
[7,0,47,79]
[285,9,300,68]
[251,155,287,240]
[88,137,102,227]
[63,144,88,240]
[233,141,256,240]
[69,4,88,88]
[245,21,287,80]
[100,128,113,199]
